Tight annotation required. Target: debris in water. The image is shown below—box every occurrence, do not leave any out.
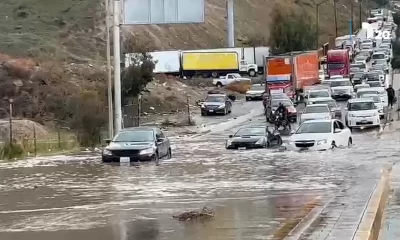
[173,207,214,221]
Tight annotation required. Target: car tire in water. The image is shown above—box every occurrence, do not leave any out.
[331,141,337,149]
[348,137,352,147]
[166,148,172,159]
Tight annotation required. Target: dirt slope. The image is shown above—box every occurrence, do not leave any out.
[0,0,365,60]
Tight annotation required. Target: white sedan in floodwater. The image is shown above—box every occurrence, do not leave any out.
[287,119,352,151]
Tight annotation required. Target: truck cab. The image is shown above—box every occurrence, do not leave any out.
[239,60,258,77]
[327,49,350,78]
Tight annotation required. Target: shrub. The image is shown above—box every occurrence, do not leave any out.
[0,143,24,160]
[225,80,253,94]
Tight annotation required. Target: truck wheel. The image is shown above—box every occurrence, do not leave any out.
[216,82,223,88]
[211,72,218,78]
[248,69,256,77]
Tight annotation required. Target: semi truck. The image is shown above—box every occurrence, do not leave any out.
[326,49,350,78]
[181,51,258,78]
[264,51,320,98]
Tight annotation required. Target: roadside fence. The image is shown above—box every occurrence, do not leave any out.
[0,123,78,157]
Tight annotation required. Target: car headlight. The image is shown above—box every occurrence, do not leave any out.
[226,140,232,146]
[324,116,330,119]
[378,109,383,113]
[218,104,226,109]
[349,114,355,117]
[255,138,264,144]
[317,139,327,145]
[103,149,112,156]
[201,104,205,108]
[139,148,155,155]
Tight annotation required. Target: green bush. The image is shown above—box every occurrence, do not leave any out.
[0,143,24,160]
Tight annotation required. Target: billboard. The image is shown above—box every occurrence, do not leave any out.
[123,0,205,25]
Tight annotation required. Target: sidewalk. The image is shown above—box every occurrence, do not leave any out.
[379,165,400,239]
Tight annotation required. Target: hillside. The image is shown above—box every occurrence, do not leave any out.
[1,0,366,60]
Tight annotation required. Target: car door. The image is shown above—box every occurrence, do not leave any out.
[334,120,347,146]
[155,129,167,157]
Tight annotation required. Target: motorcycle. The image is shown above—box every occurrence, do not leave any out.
[274,113,291,131]
[266,127,283,147]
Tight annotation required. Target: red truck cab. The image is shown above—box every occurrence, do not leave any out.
[327,49,350,78]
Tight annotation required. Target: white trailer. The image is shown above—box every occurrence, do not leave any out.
[125,50,181,74]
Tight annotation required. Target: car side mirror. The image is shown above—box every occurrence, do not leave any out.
[344,108,348,111]
[105,139,111,144]
[290,130,295,135]
[229,135,233,138]
[334,129,342,133]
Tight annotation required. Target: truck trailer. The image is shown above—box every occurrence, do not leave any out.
[263,51,320,98]
[181,51,258,78]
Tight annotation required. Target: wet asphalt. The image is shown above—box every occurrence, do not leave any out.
[0,88,399,240]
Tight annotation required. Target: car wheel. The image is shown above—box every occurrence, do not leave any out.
[166,148,172,159]
[246,97,250,101]
[216,82,223,88]
[348,137,352,147]
[249,69,256,77]
[331,141,337,149]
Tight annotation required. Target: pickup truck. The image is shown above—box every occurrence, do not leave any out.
[212,73,251,87]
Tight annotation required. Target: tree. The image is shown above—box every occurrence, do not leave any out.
[121,35,156,100]
[269,8,315,54]
[69,90,107,147]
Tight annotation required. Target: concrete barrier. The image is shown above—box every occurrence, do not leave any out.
[353,167,392,240]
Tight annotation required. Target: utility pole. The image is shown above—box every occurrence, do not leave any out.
[315,0,330,50]
[8,99,13,145]
[359,0,362,29]
[105,0,114,138]
[226,0,235,47]
[113,0,122,134]
[350,1,354,35]
[334,0,338,37]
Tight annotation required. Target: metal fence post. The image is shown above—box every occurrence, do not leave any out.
[33,124,37,157]
[186,94,191,125]
[58,129,61,149]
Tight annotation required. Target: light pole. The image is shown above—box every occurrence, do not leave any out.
[105,0,114,138]
[316,0,330,49]
[226,0,235,47]
[112,0,122,134]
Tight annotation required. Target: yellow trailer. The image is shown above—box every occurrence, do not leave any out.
[181,52,239,78]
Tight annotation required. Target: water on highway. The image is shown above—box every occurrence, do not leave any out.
[0,107,399,240]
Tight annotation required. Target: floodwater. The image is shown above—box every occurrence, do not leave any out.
[0,110,399,240]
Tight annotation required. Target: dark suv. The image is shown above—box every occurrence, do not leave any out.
[200,93,232,115]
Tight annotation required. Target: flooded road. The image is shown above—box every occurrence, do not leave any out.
[0,109,399,240]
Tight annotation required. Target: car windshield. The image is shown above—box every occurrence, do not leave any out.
[309,91,329,98]
[331,80,352,87]
[375,60,387,64]
[205,96,225,102]
[313,100,337,108]
[366,74,379,80]
[303,105,329,113]
[250,85,264,90]
[357,90,379,97]
[113,130,154,142]
[355,85,369,90]
[372,54,385,59]
[328,63,345,69]
[271,100,292,107]
[296,122,332,134]
[351,64,364,68]
[361,95,380,102]
[234,127,265,136]
[348,102,375,111]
